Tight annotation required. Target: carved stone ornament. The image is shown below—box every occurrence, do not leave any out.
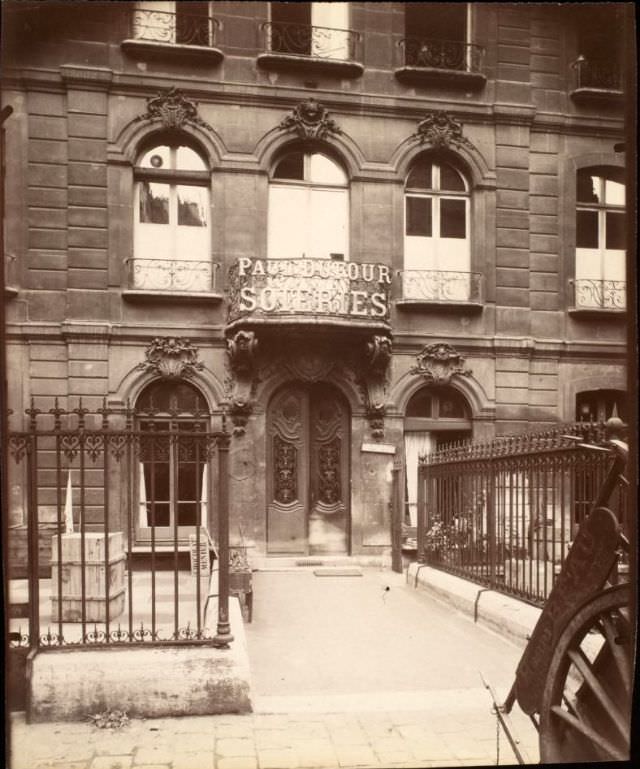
[279,98,342,140]
[138,337,204,379]
[225,331,259,434]
[361,335,392,440]
[414,111,474,151]
[410,343,472,385]
[227,330,258,376]
[136,87,213,131]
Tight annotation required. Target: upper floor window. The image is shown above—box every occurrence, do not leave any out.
[268,2,352,60]
[403,157,474,302]
[268,149,349,260]
[132,1,214,47]
[132,138,213,292]
[574,167,625,310]
[576,389,626,424]
[572,6,624,92]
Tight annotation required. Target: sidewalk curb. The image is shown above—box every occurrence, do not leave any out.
[406,563,540,648]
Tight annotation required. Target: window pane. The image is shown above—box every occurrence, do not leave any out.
[178,463,198,501]
[440,199,466,238]
[576,170,601,203]
[406,196,432,236]
[177,185,207,226]
[176,146,207,171]
[139,182,169,224]
[273,152,304,180]
[606,211,625,249]
[406,161,432,190]
[139,145,171,169]
[440,163,466,192]
[309,153,347,185]
[605,178,625,206]
[576,210,599,248]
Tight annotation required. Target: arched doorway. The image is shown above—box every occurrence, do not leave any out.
[135,379,210,545]
[403,385,472,527]
[267,382,350,555]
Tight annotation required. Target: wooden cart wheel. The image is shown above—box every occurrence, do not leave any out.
[539,583,632,763]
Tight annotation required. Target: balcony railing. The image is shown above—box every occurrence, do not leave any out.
[261,21,361,62]
[398,36,484,73]
[572,56,622,91]
[126,258,219,294]
[130,8,219,48]
[572,279,626,311]
[399,270,483,305]
[226,258,391,329]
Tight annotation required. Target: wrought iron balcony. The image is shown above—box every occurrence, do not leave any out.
[122,8,222,63]
[258,22,363,77]
[571,279,626,313]
[4,252,18,298]
[226,258,391,332]
[123,258,222,302]
[570,56,623,104]
[395,37,486,89]
[398,270,484,309]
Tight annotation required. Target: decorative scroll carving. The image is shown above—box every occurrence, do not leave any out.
[414,111,474,150]
[225,331,260,434]
[273,435,297,504]
[287,350,336,382]
[410,342,472,385]
[279,98,342,140]
[137,337,204,379]
[136,87,213,131]
[361,334,392,440]
[318,439,341,505]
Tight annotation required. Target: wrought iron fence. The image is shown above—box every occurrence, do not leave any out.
[126,258,219,293]
[399,270,483,304]
[572,278,626,311]
[398,36,484,72]
[417,422,629,606]
[261,21,361,61]
[7,399,232,650]
[130,7,219,48]
[572,56,622,91]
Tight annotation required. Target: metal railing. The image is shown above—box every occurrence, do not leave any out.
[417,422,629,606]
[572,278,626,311]
[7,399,232,650]
[398,36,484,72]
[399,270,483,304]
[572,56,622,91]
[261,21,361,61]
[126,258,219,293]
[130,7,219,48]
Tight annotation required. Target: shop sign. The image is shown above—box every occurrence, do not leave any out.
[228,258,392,321]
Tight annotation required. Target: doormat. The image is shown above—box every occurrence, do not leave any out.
[296,559,325,567]
[313,567,363,577]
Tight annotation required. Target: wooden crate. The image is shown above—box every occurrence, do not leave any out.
[50,533,126,622]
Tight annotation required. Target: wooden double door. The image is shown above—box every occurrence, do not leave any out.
[267,383,350,555]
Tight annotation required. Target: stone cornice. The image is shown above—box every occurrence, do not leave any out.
[2,66,624,137]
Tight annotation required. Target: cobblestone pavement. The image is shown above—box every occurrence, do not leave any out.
[9,696,539,769]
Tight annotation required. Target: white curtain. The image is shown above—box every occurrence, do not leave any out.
[404,432,434,527]
[138,462,148,528]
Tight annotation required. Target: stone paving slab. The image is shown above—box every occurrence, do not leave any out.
[9,702,540,769]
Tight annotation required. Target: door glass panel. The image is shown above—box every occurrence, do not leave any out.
[440,163,466,192]
[604,178,625,205]
[406,161,432,190]
[577,171,600,203]
[176,145,207,171]
[274,152,305,180]
[177,185,207,226]
[139,182,170,224]
[576,210,599,248]
[440,199,466,238]
[605,211,625,249]
[309,153,347,185]
[406,196,432,236]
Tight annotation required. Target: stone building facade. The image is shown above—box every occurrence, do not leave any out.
[2,2,632,558]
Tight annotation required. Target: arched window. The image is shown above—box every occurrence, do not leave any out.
[575,166,625,309]
[403,156,471,301]
[268,149,349,260]
[133,137,212,292]
[136,380,210,542]
[403,386,471,527]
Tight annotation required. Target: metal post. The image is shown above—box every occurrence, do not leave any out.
[487,457,496,585]
[213,420,233,647]
[390,459,403,573]
[417,462,426,564]
[25,401,40,650]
